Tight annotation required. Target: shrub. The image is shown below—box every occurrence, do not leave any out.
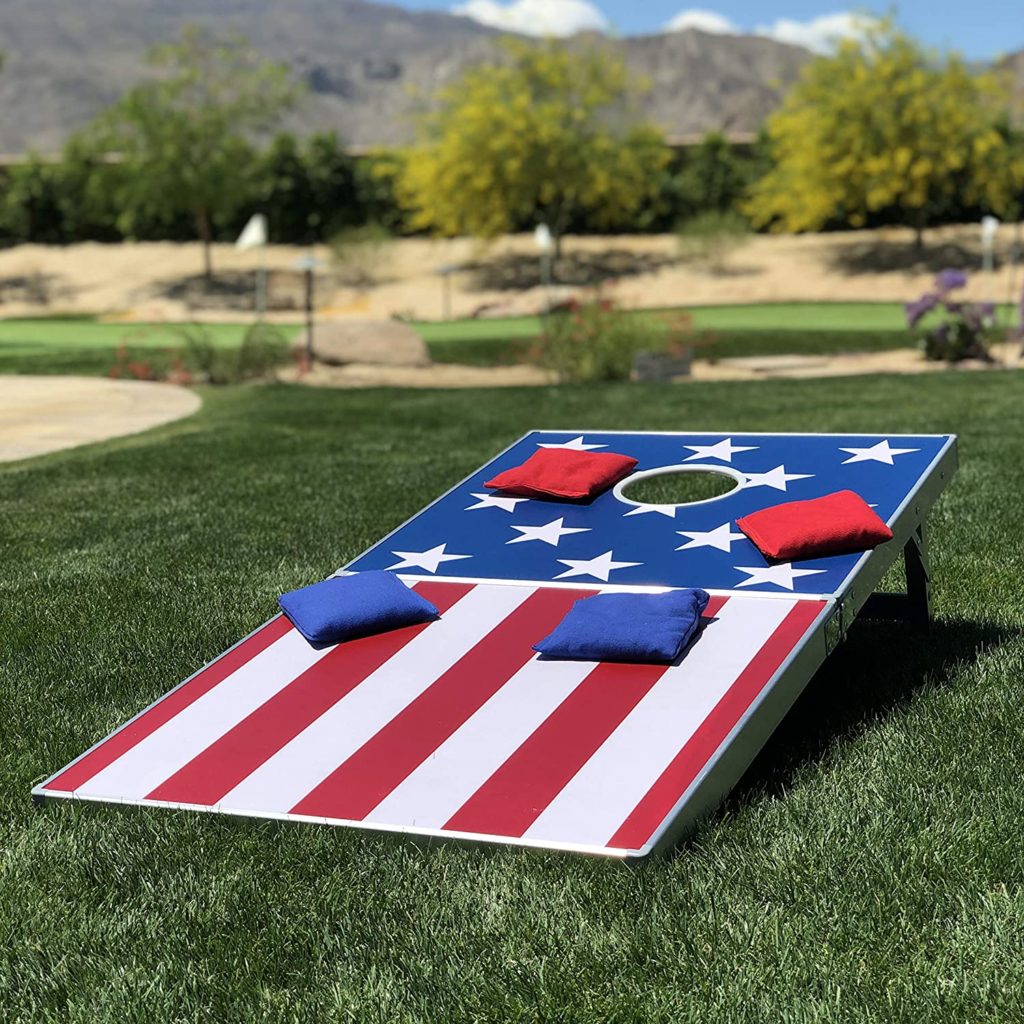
[676,209,750,271]
[329,223,393,288]
[906,269,996,362]
[236,322,292,380]
[177,323,290,385]
[534,296,688,383]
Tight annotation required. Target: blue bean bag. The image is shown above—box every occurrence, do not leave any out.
[534,588,711,664]
[278,571,440,649]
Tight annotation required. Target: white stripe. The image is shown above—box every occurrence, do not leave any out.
[523,596,797,848]
[219,584,534,814]
[75,628,329,801]
[363,655,597,829]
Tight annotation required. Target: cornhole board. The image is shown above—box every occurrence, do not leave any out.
[35,431,957,859]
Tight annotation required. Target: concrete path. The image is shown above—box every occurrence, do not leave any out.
[0,376,201,463]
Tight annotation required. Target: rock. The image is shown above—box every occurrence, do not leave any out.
[632,348,694,381]
[301,319,431,367]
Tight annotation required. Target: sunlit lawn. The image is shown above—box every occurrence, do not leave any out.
[3,371,1023,1020]
[0,304,931,376]
[413,301,922,345]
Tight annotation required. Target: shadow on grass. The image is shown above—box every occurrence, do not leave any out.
[720,615,1018,819]
[464,249,679,292]
[828,238,993,276]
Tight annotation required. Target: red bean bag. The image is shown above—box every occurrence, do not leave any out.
[485,448,638,501]
[736,490,893,562]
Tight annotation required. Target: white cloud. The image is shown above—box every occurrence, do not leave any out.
[663,9,739,35]
[453,0,610,37]
[754,12,872,54]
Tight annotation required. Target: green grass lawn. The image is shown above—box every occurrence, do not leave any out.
[0,318,294,377]
[413,302,919,345]
[3,372,1023,1020]
[418,302,1019,367]
[418,303,919,367]
[0,303,1017,376]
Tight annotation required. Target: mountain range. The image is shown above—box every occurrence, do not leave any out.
[0,0,1019,155]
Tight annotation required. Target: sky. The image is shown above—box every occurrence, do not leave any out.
[390,1,1020,60]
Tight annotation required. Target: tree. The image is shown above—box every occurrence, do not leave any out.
[396,39,668,259]
[250,132,360,244]
[673,133,757,219]
[84,26,298,276]
[745,25,1022,249]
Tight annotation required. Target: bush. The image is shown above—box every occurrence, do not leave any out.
[534,296,686,383]
[178,323,291,385]
[329,223,394,288]
[906,269,996,363]
[676,210,751,271]
[236,322,292,380]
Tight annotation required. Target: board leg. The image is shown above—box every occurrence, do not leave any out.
[862,525,931,631]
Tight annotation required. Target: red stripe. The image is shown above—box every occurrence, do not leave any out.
[145,582,472,806]
[442,594,728,837]
[290,587,589,821]
[44,615,293,793]
[607,599,826,851]
[443,662,668,837]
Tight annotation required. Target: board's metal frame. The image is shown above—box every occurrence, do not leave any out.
[33,430,958,861]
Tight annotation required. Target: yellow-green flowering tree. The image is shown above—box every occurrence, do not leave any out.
[396,39,668,257]
[746,25,1022,248]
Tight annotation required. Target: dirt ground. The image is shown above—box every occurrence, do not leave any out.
[0,223,1020,323]
[0,376,200,462]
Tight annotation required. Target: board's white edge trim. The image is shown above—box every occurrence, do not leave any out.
[385,573,836,602]
[535,430,956,440]
[31,786,634,860]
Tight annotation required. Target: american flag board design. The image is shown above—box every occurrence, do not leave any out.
[35,431,956,857]
[36,581,828,856]
[347,431,956,596]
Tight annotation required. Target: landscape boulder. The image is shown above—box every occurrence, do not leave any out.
[300,319,431,367]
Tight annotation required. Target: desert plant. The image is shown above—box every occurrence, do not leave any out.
[906,269,996,362]
[236,322,291,379]
[534,296,663,383]
[177,323,290,384]
[676,209,750,271]
[329,223,393,288]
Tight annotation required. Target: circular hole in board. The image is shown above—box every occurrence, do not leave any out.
[615,464,744,509]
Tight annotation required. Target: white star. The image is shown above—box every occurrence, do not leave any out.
[676,523,746,553]
[507,518,591,547]
[840,440,920,465]
[387,544,472,573]
[538,436,608,451]
[624,503,678,519]
[682,438,758,463]
[735,564,827,590]
[465,492,530,513]
[554,550,642,582]
[743,465,814,491]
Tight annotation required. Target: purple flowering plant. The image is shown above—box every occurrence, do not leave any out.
[905,268,996,363]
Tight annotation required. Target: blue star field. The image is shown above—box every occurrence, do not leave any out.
[345,431,953,595]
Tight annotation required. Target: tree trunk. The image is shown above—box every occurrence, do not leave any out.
[913,209,927,255]
[196,206,213,279]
